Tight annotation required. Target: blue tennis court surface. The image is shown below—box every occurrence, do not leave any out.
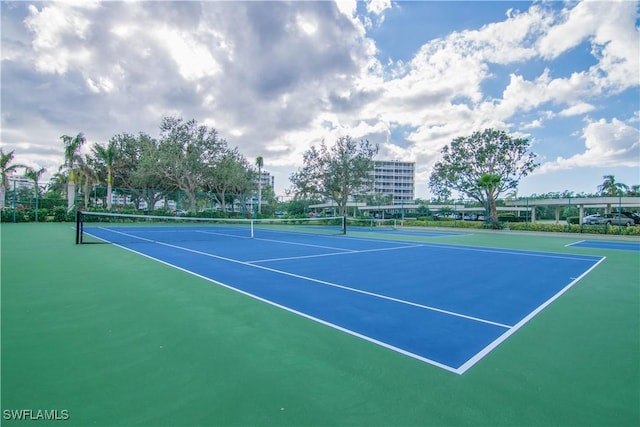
[85,225,604,374]
[567,240,640,251]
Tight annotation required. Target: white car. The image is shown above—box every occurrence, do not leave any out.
[582,214,601,225]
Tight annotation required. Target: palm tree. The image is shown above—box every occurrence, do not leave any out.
[628,185,640,196]
[92,140,117,209]
[597,175,629,196]
[255,156,264,214]
[78,155,98,209]
[24,166,46,222]
[60,133,86,212]
[0,149,25,210]
[47,172,68,198]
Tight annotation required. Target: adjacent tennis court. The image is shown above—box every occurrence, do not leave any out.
[2,220,638,426]
[78,212,604,374]
[567,239,640,251]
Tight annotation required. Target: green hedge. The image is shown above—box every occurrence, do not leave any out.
[505,221,640,235]
[399,218,640,235]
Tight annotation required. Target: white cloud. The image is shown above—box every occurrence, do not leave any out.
[366,0,392,16]
[538,1,639,93]
[2,1,638,198]
[24,3,97,74]
[334,0,357,18]
[537,118,640,173]
[558,103,595,117]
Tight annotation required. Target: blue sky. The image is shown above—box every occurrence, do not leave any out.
[1,0,639,199]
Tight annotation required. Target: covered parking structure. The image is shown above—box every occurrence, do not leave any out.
[504,197,640,223]
[313,202,531,219]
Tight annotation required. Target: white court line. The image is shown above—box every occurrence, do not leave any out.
[88,227,604,374]
[565,240,586,247]
[88,235,463,374]
[94,227,511,329]
[247,244,424,263]
[198,231,360,254]
[455,255,606,374]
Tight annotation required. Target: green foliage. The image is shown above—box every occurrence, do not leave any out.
[429,129,539,221]
[505,221,640,235]
[567,216,581,225]
[52,206,70,222]
[290,136,378,216]
[598,175,629,196]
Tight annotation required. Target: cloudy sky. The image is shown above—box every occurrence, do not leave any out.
[1,0,639,199]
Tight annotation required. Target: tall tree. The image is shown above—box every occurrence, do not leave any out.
[428,129,538,224]
[24,166,46,221]
[597,175,629,196]
[0,149,25,210]
[204,148,255,214]
[92,140,118,209]
[255,156,264,214]
[290,136,378,216]
[78,154,98,209]
[157,117,226,212]
[60,132,86,212]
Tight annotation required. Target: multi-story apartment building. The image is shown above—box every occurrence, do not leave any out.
[259,170,274,190]
[371,160,415,205]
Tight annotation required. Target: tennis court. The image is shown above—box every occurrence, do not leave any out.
[567,239,640,251]
[79,213,603,374]
[2,220,638,426]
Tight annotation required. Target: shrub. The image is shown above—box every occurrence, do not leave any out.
[1,209,27,223]
[52,206,69,222]
[566,216,581,225]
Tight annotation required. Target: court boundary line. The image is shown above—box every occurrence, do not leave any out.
[100,239,462,374]
[565,240,586,248]
[89,228,512,329]
[565,239,640,251]
[247,243,425,263]
[83,227,604,374]
[91,224,601,262]
[348,237,601,262]
[456,255,606,374]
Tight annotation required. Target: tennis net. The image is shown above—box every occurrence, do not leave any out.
[76,211,346,244]
[346,217,398,231]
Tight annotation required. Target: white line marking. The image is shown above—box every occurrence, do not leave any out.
[454,255,606,374]
[232,235,358,253]
[85,227,605,374]
[89,234,461,374]
[92,228,511,329]
[247,244,424,263]
[565,240,586,247]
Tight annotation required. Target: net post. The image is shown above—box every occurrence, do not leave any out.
[343,215,347,234]
[75,210,83,244]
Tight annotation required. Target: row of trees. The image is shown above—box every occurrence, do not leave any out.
[288,129,538,224]
[1,116,274,216]
[2,122,637,224]
[288,128,638,225]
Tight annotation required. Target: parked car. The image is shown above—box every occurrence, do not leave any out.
[621,212,640,224]
[598,213,635,226]
[582,214,601,225]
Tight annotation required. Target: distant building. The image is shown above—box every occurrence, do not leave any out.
[371,160,415,205]
[7,176,32,190]
[259,170,274,190]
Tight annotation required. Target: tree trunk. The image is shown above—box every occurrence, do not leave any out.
[106,170,113,210]
[257,166,262,214]
[67,181,75,212]
[488,194,499,225]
